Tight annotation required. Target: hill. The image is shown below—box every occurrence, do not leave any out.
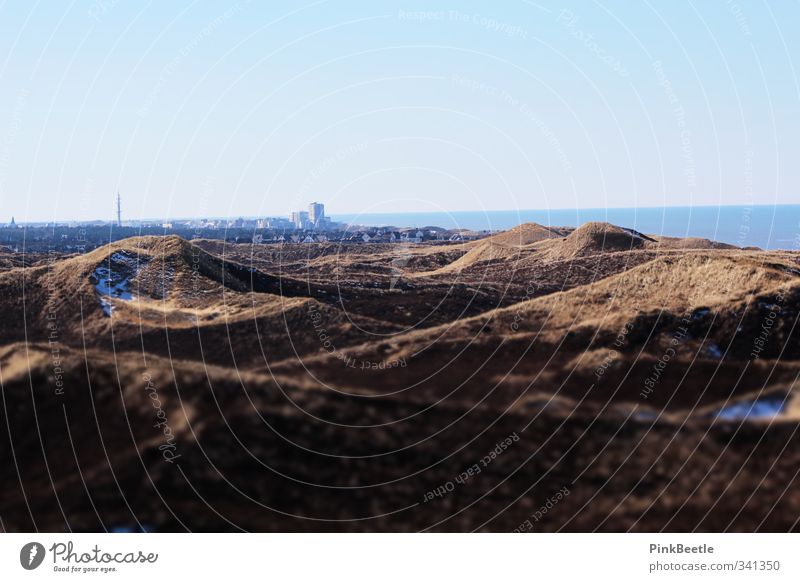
[1,223,799,532]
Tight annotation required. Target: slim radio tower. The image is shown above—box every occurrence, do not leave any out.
[116,191,122,227]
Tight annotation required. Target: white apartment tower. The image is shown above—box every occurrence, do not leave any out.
[308,202,325,226]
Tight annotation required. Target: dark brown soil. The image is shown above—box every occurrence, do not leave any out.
[1,225,799,532]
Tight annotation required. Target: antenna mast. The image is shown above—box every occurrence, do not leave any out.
[116,191,122,227]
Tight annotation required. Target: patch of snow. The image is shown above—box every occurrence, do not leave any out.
[110,523,153,533]
[633,410,659,422]
[704,342,723,359]
[98,297,114,316]
[92,252,148,316]
[154,264,175,298]
[713,394,787,421]
[620,227,647,241]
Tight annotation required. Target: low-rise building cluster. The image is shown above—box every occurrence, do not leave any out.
[2,201,487,253]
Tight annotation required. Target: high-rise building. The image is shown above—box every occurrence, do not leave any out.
[309,202,324,226]
[290,211,310,229]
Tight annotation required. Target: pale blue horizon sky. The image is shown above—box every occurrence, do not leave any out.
[0,1,798,222]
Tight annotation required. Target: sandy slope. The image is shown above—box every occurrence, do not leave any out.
[1,224,799,532]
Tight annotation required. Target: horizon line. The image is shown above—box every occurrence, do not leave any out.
[7,202,797,226]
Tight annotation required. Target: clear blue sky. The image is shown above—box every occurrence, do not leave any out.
[0,1,798,222]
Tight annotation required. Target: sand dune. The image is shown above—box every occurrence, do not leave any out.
[1,223,799,532]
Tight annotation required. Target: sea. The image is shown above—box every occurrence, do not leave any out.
[331,205,800,251]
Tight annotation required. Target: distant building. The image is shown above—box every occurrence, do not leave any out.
[292,211,310,229]
[266,217,293,230]
[285,202,339,231]
[8,217,18,229]
[309,202,325,226]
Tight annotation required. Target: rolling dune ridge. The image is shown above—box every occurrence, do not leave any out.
[1,223,799,532]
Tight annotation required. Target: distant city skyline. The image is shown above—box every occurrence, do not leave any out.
[1,2,798,222]
[9,200,800,228]
[6,203,800,251]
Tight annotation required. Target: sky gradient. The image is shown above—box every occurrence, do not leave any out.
[0,0,798,223]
